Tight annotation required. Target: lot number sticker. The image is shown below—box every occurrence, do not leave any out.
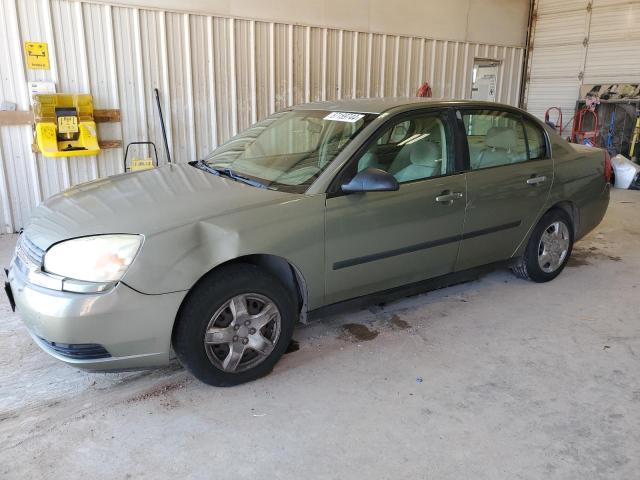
[323,112,365,123]
[131,158,155,171]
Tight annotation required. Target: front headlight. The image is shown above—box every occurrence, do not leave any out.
[44,234,143,285]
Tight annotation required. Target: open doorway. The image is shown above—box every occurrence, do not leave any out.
[471,59,500,102]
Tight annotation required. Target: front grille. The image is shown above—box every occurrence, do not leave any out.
[17,235,45,267]
[39,337,111,359]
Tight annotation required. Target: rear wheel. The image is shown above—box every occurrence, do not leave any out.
[512,209,574,282]
[173,264,295,386]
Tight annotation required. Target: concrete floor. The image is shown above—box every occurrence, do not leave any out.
[1,189,639,479]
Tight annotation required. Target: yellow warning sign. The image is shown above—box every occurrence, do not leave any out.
[57,116,78,134]
[24,42,50,70]
[131,158,154,171]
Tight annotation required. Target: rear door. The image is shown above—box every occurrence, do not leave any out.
[455,108,553,270]
[324,109,467,305]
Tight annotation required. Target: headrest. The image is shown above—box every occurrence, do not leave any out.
[486,126,516,150]
[409,140,441,166]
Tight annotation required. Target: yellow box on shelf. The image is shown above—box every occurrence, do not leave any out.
[33,93,100,157]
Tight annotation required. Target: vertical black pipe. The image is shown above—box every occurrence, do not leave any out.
[519,0,536,109]
[154,88,172,164]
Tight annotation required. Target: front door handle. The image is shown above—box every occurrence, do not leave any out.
[526,175,547,186]
[435,191,464,204]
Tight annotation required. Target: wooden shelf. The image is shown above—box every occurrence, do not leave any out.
[96,140,122,149]
[2,108,123,155]
[0,109,121,126]
[93,109,121,123]
[0,111,34,126]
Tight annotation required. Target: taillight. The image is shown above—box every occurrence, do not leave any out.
[604,150,613,183]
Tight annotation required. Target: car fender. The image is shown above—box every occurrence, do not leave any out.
[510,138,609,258]
[121,194,326,310]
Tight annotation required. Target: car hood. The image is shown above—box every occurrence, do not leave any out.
[23,163,297,250]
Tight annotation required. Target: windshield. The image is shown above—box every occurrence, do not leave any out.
[201,110,375,192]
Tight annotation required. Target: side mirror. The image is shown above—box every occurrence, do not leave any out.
[341,167,399,193]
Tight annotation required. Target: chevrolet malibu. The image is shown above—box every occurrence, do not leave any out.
[6,98,611,386]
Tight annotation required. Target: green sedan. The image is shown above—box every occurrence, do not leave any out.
[6,98,611,386]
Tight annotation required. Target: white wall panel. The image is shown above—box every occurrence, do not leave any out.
[526,79,582,126]
[0,0,42,232]
[190,14,218,160]
[82,2,122,178]
[88,0,530,47]
[113,7,146,152]
[525,0,640,121]
[538,0,588,14]
[51,0,100,186]
[584,2,640,83]
[0,0,524,232]
[531,11,587,47]
[166,12,197,163]
[584,42,640,84]
[588,3,640,42]
[138,9,172,166]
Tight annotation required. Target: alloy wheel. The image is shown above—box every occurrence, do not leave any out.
[537,221,570,273]
[204,293,281,373]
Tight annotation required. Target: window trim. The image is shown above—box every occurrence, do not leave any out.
[326,107,464,197]
[454,106,552,174]
[521,116,549,162]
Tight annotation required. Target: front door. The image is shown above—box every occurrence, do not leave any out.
[455,108,553,271]
[324,110,467,305]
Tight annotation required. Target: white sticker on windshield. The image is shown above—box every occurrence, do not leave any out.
[323,112,365,123]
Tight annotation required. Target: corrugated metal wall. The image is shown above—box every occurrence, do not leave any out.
[524,0,640,121]
[0,0,525,232]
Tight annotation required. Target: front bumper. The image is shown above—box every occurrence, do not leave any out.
[7,260,187,371]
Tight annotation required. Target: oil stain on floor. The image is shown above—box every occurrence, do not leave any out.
[127,379,188,404]
[567,250,592,267]
[567,246,622,267]
[340,323,379,342]
[389,314,411,330]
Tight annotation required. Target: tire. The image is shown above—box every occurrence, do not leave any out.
[173,263,296,386]
[512,209,574,283]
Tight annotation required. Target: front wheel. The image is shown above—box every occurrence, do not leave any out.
[512,209,574,282]
[173,264,296,386]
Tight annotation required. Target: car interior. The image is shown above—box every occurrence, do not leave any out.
[357,116,449,183]
[211,112,370,188]
[464,112,528,169]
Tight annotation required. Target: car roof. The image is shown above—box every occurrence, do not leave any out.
[291,97,518,115]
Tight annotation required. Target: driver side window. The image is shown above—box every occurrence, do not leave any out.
[357,113,452,184]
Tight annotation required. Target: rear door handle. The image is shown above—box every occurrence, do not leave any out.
[526,176,547,186]
[435,191,464,204]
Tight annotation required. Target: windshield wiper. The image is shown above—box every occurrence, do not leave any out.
[191,160,267,189]
[213,167,268,189]
[191,159,220,176]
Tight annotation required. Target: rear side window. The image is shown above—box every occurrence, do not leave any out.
[462,110,527,170]
[523,119,547,160]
